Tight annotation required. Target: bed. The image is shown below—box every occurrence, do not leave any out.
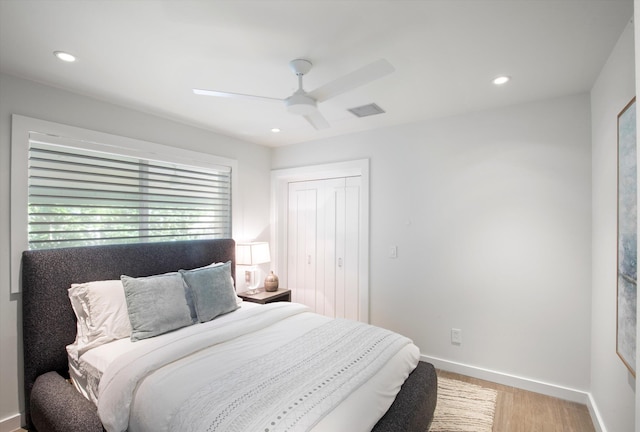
[21,238,437,431]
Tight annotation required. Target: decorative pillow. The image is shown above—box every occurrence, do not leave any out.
[67,280,132,357]
[181,262,220,321]
[121,273,193,341]
[179,261,239,323]
[181,262,238,318]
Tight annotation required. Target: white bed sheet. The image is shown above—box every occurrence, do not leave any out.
[69,301,262,404]
[71,302,419,432]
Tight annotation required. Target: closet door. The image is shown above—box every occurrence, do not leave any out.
[341,176,361,320]
[287,176,361,320]
[287,180,320,312]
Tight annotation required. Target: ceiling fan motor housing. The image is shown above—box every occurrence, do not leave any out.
[286,92,317,115]
[289,58,312,76]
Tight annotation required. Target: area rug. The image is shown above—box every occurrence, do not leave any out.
[430,377,498,432]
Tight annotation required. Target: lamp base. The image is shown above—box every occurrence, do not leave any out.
[244,268,260,295]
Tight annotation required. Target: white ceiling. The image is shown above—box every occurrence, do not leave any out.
[0,0,633,147]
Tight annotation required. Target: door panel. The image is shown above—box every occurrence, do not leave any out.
[287,177,361,320]
[344,177,360,320]
[287,186,317,308]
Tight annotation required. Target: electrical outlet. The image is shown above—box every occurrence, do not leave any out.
[451,328,462,345]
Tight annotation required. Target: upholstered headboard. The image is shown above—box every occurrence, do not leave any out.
[21,238,236,430]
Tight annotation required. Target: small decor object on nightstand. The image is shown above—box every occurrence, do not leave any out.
[264,271,279,292]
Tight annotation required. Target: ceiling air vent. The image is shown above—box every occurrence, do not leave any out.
[347,103,386,118]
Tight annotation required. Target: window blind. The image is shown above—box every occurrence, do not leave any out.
[28,135,232,249]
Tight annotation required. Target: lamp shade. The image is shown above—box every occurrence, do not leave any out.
[236,242,271,266]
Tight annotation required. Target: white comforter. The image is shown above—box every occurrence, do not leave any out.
[97,303,418,432]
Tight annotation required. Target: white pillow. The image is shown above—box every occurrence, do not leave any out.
[67,280,132,358]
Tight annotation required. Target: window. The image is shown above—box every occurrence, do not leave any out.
[11,115,237,292]
[28,135,231,249]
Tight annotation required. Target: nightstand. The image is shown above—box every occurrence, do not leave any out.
[237,288,291,304]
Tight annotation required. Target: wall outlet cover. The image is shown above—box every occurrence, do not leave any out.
[451,328,462,345]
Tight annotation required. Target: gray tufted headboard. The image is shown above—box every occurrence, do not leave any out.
[21,238,236,431]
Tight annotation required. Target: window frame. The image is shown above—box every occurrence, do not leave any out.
[11,114,238,293]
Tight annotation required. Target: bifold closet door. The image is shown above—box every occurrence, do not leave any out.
[287,176,361,320]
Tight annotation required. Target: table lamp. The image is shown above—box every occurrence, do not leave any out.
[236,242,271,294]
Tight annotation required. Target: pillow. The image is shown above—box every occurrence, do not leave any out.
[179,261,239,323]
[67,280,132,357]
[121,273,193,341]
[181,262,238,319]
[182,262,224,322]
[68,285,89,346]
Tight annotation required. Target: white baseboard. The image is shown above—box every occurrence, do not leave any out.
[0,413,22,432]
[585,392,607,432]
[421,354,606,432]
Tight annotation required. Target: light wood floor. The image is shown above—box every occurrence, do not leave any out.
[437,370,595,432]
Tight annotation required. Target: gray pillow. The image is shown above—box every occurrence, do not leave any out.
[180,261,239,323]
[121,273,193,341]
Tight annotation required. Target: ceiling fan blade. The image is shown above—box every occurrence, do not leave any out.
[193,88,283,102]
[308,59,395,103]
[303,111,330,130]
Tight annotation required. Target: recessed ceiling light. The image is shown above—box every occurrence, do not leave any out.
[54,51,76,62]
[493,75,510,85]
[271,128,281,133]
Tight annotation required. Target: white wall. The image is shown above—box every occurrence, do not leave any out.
[273,93,593,394]
[0,73,272,429]
[591,20,636,432]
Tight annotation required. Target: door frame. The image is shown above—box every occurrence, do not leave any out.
[271,159,370,322]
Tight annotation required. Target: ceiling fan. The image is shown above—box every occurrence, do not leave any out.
[193,58,395,130]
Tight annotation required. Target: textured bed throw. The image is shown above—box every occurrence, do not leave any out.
[172,318,409,432]
[98,303,411,432]
[430,377,497,432]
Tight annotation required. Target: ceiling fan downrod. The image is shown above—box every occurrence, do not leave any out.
[286,59,317,115]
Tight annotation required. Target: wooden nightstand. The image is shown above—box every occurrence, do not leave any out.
[237,288,291,304]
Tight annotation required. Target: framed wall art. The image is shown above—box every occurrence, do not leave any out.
[617,96,637,377]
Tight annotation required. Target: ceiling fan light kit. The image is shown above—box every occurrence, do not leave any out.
[193,58,394,130]
[286,92,317,115]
